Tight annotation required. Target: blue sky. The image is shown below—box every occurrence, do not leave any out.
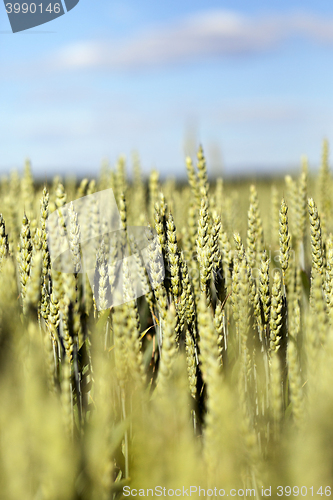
[1,0,333,179]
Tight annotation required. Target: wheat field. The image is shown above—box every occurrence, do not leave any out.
[0,142,332,499]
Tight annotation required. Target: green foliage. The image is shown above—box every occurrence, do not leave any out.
[0,142,333,499]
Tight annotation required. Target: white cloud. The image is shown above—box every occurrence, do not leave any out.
[50,9,333,71]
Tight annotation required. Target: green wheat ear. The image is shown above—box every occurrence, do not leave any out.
[279,198,290,285]
[270,185,280,248]
[166,212,180,299]
[17,213,33,307]
[196,144,209,199]
[259,250,270,327]
[197,196,212,305]
[269,271,283,354]
[186,156,200,209]
[308,197,324,275]
[247,184,264,270]
[149,169,160,221]
[297,158,308,244]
